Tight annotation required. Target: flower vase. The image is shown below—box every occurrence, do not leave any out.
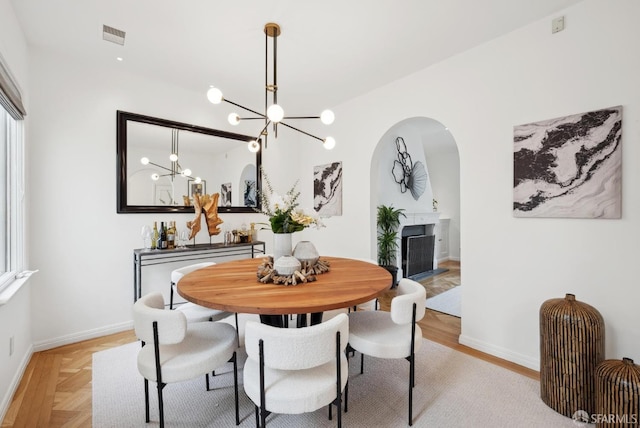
[273,233,293,262]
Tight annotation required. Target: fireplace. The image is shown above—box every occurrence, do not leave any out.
[394,212,439,280]
[401,224,435,278]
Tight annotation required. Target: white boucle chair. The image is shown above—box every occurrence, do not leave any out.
[170,262,230,321]
[347,278,426,426]
[244,313,349,428]
[133,292,239,427]
[351,258,380,311]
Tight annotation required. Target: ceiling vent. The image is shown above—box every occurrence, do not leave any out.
[103,25,125,45]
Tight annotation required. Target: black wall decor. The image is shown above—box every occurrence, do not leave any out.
[392,136,427,200]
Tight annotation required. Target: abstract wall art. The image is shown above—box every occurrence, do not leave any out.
[313,162,342,216]
[392,136,427,200]
[513,106,622,218]
[244,179,257,207]
[221,182,232,207]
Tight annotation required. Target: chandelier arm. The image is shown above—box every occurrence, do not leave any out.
[278,121,325,142]
[145,161,195,179]
[223,98,267,118]
[146,161,175,173]
[282,116,321,120]
[255,120,272,139]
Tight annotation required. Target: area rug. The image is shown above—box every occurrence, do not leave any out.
[93,338,579,427]
[425,285,462,317]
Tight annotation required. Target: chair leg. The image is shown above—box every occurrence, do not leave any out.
[232,352,239,425]
[206,373,210,391]
[344,381,349,413]
[235,313,240,348]
[144,379,150,422]
[169,282,175,309]
[157,382,165,428]
[409,353,414,426]
[360,353,364,374]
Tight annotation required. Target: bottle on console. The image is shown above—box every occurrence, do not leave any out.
[167,221,175,249]
[152,222,159,250]
[159,222,167,249]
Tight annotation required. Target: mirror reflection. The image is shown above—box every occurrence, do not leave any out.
[117,111,261,214]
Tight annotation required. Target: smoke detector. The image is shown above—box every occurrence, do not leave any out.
[103,25,126,45]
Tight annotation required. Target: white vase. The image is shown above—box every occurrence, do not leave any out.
[273,233,293,262]
[293,241,319,264]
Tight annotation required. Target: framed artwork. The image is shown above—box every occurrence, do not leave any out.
[513,106,622,218]
[244,180,257,207]
[221,182,232,207]
[313,161,343,216]
[153,184,174,205]
[188,180,206,198]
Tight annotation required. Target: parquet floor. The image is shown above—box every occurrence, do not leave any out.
[2,259,537,427]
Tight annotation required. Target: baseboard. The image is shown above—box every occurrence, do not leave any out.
[32,320,134,352]
[0,344,33,424]
[458,334,539,371]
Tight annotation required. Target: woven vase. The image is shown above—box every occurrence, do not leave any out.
[539,293,605,417]
[595,358,640,427]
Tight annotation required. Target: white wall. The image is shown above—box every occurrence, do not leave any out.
[0,0,32,419]
[300,0,640,369]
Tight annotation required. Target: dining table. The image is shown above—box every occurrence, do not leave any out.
[177,256,393,327]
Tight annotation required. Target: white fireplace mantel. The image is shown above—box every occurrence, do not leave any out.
[399,212,440,228]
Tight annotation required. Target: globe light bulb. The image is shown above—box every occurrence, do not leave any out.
[206,87,223,104]
[248,140,260,153]
[323,136,336,150]
[182,168,192,177]
[169,153,178,162]
[267,104,284,122]
[320,110,335,125]
[194,177,202,184]
[140,157,149,165]
[151,173,159,181]
[228,113,240,125]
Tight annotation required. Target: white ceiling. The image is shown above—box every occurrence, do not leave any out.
[11,0,582,115]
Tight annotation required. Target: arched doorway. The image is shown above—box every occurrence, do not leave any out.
[370,117,461,318]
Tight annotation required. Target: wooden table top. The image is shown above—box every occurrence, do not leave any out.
[177,256,392,315]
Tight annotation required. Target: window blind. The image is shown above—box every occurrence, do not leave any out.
[0,53,26,120]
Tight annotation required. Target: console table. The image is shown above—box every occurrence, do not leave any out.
[132,241,265,302]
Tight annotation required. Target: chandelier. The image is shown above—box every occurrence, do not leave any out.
[140,128,201,184]
[206,23,335,152]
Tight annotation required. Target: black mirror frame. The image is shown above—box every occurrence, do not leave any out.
[116,110,262,214]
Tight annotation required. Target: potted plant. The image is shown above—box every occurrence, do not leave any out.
[377,204,406,288]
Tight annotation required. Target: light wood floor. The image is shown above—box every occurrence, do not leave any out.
[1,259,538,427]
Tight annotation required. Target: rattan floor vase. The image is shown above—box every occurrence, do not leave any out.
[539,293,605,417]
[595,357,640,428]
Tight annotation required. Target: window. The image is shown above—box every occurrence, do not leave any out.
[0,105,24,291]
[0,53,26,294]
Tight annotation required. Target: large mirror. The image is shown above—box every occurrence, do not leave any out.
[117,110,261,213]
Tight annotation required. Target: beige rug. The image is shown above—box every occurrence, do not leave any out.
[93,339,582,427]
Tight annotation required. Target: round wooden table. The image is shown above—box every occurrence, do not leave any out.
[177,256,392,326]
